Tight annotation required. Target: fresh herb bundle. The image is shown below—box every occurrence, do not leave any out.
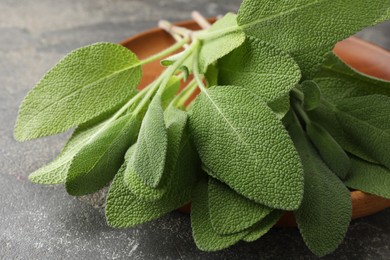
[14,1,390,256]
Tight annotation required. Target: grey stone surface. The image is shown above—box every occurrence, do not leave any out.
[1,0,390,259]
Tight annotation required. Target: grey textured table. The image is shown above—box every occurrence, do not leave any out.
[1,1,390,259]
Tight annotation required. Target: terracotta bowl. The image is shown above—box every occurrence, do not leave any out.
[120,19,390,227]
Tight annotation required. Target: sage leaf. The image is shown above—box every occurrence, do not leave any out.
[199,13,245,72]
[124,106,189,201]
[132,94,168,188]
[288,120,351,257]
[105,122,199,228]
[268,94,290,120]
[243,210,284,243]
[306,121,351,180]
[161,76,181,109]
[191,178,249,251]
[237,0,389,78]
[301,80,321,111]
[28,116,109,184]
[308,103,378,163]
[204,64,219,87]
[15,43,142,141]
[336,95,390,170]
[344,157,390,199]
[65,113,141,195]
[218,37,301,102]
[189,86,304,210]
[315,53,390,103]
[208,177,272,235]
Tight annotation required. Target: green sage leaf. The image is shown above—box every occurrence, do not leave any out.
[335,95,390,170]
[237,0,389,79]
[315,52,390,103]
[199,13,245,72]
[65,113,141,195]
[218,37,301,102]
[15,43,142,141]
[132,95,168,188]
[308,102,378,163]
[124,106,189,201]
[344,157,390,199]
[306,121,351,180]
[243,210,284,243]
[189,86,304,210]
[288,120,351,257]
[28,116,109,184]
[208,177,272,235]
[105,111,199,228]
[301,80,321,111]
[191,178,249,251]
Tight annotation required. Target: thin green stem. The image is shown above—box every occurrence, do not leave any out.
[171,79,198,108]
[133,43,196,115]
[139,36,189,66]
[291,97,311,126]
[86,85,150,142]
[192,40,207,92]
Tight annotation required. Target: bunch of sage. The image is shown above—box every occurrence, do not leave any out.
[15,0,390,256]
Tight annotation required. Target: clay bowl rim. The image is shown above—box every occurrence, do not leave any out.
[120,18,390,228]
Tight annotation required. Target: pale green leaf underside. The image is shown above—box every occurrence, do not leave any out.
[132,94,168,188]
[344,157,390,199]
[199,13,245,72]
[288,122,351,257]
[208,178,272,235]
[65,114,141,196]
[190,86,303,210]
[218,37,301,103]
[15,43,142,141]
[237,0,389,78]
[336,95,390,170]
[315,53,390,103]
[191,178,250,251]
[243,210,283,242]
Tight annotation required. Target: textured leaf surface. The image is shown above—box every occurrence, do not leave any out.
[161,76,181,109]
[208,178,272,235]
[218,37,300,102]
[301,80,321,111]
[306,121,351,179]
[315,53,390,103]
[308,103,378,163]
[268,94,290,120]
[15,43,142,141]
[243,210,283,242]
[288,121,351,257]
[191,178,249,251]
[237,0,389,78]
[336,95,390,169]
[344,157,390,199]
[199,13,245,72]
[65,114,141,195]
[190,86,303,210]
[28,118,107,184]
[132,95,168,188]
[124,107,189,201]
[105,113,198,228]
